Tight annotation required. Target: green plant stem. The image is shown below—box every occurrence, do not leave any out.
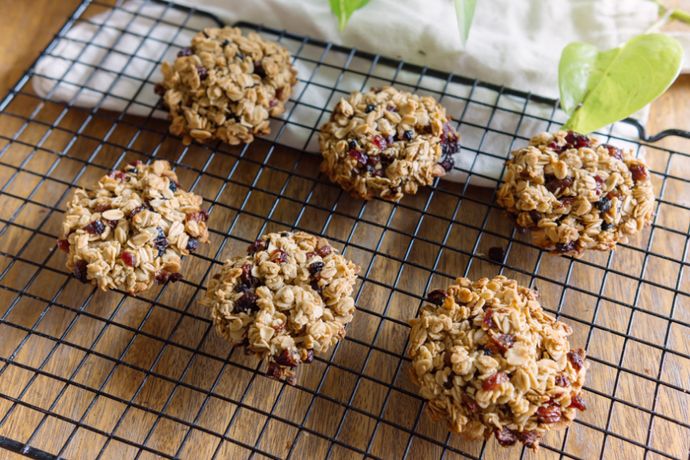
[670,9,690,25]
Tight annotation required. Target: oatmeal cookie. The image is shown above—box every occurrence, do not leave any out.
[58,160,209,294]
[158,27,298,145]
[497,131,655,256]
[409,276,587,449]
[319,86,459,201]
[204,231,359,383]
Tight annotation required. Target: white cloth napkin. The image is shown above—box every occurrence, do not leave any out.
[32,0,676,187]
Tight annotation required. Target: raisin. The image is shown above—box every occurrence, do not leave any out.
[266,362,284,380]
[517,430,540,448]
[364,103,375,113]
[316,245,332,257]
[601,222,613,231]
[274,349,299,367]
[529,210,542,226]
[482,371,509,391]
[155,271,183,284]
[488,246,505,263]
[489,333,515,353]
[304,349,314,363]
[120,251,136,267]
[309,261,324,276]
[240,263,257,287]
[310,278,322,295]
[536,404,562,424]
[569,393,587,411]
[462,394,480,414]
[602,144,623,160]
[427,289,447,305]
[494,427,518,447]
[629,164,648,181]
[403,130,414,141]
[348,139,358,150]
[270,250,288,263]
[197,65,208,80]
[555,241,577,254]
[57,239,70,252]
[73,260,88,282]
[247,239,266,254]
[483,308,496,329]
[154,83,166,96]
[565,131,590,149]
[440,122,459,156]
[221,39,230,47]
[169,272,183,282]
[153,228,168,256]
[169,181,177,192]
[567,349,585,370]
[555,375,570,387]
[186,238,199,252]
[544,174,573,194]
[594,197,612,212]
[254,62,266,79]
[177,47,193,57]
[186,210,209,223]
[84,220,105,235]
[234,292,259,314]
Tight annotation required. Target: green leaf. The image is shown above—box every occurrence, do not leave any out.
[329,0,370,31]
[559,33,683,134]
[454,0,478,46]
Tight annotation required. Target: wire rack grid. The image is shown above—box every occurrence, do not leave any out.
[0,1,689,459]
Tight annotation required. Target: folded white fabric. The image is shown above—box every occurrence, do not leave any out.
[33,0,671,187]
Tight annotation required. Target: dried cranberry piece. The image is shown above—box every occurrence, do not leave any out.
[349,149,368,166]
[555,375,570,387]
[234,292,259,314]
[177,47,193,57]
[488,246,505,263]
[482,371,509,391]
[309,261,324,276]
[316,245,332,257]
[186,210,209,223]
[57,239,70,252]
[629,164,648,182]
[547,141,563,153]
[517,430,539,448]
[438,155,454,172]
[186,238,199,252]
[544,174,573,194]
[594,197,612,213]
[240,263,257,287]
[427,289,447,305]
[555,241,577,254]
[567,349,585,371]
[483,308,496,329]
[372,135,387,151]
[569,393,587,411]
[155,270,183,284]
[84,220,106,235]
[565,131,590,149]
[536,404,562,423]
[168,272,183,282]
[440,122,459,156]
[73,260,88,282]
[494,427,518,447]
[602,144,623,160]
[274,349,299,367]
[364,103,375,113]
[462,394,480,414]
[403,130,414,141]
[270,249,288,263]
[153,228,168,256]
[247,239,266,254]
[489,333,516,353]
[120,251,136,267]
[197,65,208,81]
[93,203,111,213]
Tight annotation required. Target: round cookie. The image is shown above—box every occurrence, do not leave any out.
[159,26,297,145]
[58,160,209,294]
[409,276,587,449]
[497,131,655,256]
[319,86,459,201]
[204,231,359,383]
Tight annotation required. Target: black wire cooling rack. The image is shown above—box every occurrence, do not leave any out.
[0,1,689,459]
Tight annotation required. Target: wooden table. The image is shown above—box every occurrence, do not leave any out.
[0,1,688,460]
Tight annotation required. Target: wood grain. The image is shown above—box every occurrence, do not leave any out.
[0,2,688,460]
